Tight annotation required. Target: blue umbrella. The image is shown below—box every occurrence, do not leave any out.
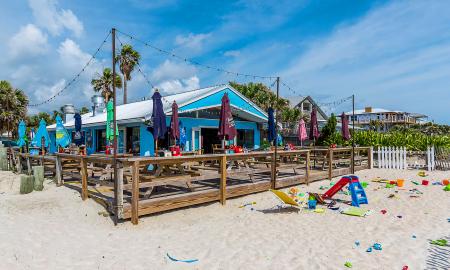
[32,119,50,148]
[55,115,71,148]
[74,113,83,146]
[267,107,276,144]
[17,120,27,147]
[179,121,187,148]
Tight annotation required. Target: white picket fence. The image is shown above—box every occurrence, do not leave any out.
[374,146,436,171]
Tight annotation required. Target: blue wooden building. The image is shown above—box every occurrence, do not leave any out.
[47,84,268,155]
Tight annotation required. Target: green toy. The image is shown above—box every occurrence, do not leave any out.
[344,261,352,268]
[444,184,450,191]
[430,239,448,246]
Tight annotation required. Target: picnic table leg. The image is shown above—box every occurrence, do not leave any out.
[80,158,88,200]
[306,151,311,186]
[220,155,227,205]
[328,149,333,180]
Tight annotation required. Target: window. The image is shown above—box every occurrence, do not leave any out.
[126,127,140,155]
[237,129,254,149]
[96,129,107,152]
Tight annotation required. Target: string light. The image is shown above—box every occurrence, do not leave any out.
[28,30,111,107]
[116,29,277,80]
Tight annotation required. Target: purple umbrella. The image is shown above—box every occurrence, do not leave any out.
[151,90,167,154]
[170,101,180,143]
[218,93,237,141]
[309,107,320,140]
[340,112,351,141]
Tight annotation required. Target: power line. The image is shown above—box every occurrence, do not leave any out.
[28,30,111,107]
[116,29,277,80]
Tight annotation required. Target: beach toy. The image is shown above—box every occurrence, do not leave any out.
[412,181,419,185]
[418,171,427,177]
[322,176,368,207]
[344,261,352,268]
[430,239,447,246]
[432,182,442,185]
[239,202,256,208]
[397,215,402,218]
[166,253,198,263]
[381,209,387,214]
[389,180,396,185]
[341,206,369,217]
[288,187,299,195]
[396,179,404,187]
[385,183,395,188]
[308,200,317,209]
[373,243,382,250]
[443,179,449,185]
[402,266,408,270]
[444,184,450,191]
[421,180,429,186]
[314,208,325,213]
[366,247,372,252]
[298,192,305,197]
[355,241,360,247]
[412,235,417,238]
[361,182,368,188]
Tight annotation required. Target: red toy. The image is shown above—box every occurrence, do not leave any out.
[322,175,368,207]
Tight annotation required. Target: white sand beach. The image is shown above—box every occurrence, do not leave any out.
[1,169,449,270]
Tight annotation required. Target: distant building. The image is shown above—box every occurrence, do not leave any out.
[293,96,328,122]
[346,106,427,131]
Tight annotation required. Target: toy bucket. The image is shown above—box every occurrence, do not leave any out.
[422,180,429,186]
[397,179,405,187]
[308,200,317,210]
[389,180,396,185]
[443,179,449,186]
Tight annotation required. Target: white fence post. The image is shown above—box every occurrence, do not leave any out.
[427,146,431,172]
[377,147,381,168]
[370,146,374,169]
[403,147,407,169]
[431,145,435,171]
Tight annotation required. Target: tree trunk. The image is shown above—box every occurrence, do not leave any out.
[123,77,127,104]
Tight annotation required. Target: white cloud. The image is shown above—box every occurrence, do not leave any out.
[279,0,450,123]
[57,39,91,70]
[33,79,66,102]
[8,24,48,59]
[157,76,200,95]
[28,0,83,37]
[151,60,197,82]
[175,33,211,50]
[223,50,240,57]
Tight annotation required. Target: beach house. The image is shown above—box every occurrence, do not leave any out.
[46,84,268,155]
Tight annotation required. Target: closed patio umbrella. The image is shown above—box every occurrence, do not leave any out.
[267,107,276,145]
[32,119,50,148]
[169,101,180,144]
[106,100,117,142]
[74,113,83,146]
[55,115,71,149]
[298,118,308,146]
[341,112,351,141]
[151,90,167,154]
[218,93,237,145]
[17,120,27,148]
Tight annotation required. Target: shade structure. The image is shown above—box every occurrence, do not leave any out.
[74,113,83,146]
[17,120,27,147]
[267,107,276,144]
[298,118,308,143]
[106,100,118,142]
[169,101,180,141]
[32,119,50,148]
[340,112,351,141]
[309,107,320,140]
[150,90,167,140]
[217,93,237,140]
[55,115,71,148]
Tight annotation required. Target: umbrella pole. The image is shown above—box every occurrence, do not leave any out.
[155,139,158,156]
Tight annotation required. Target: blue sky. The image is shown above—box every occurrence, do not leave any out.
[1,0,449,123]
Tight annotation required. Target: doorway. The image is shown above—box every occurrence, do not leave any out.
[201,128,221,154]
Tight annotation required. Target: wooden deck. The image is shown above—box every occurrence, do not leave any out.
[10,147,372,225]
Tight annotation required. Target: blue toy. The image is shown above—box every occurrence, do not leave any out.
[323,175,368,207]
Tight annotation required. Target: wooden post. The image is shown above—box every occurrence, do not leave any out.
[270,152,276,189]
[26,156,32,175]
[368,147,373,169]
[328,149,333,180]
[117,167,124,220]
[17,155,22,174]
[220,155,227,205]
[306,151,310,185]
[350,148,355,173]
[80,158,88,200]
[33,166,44,191]
[55,156,63,186]
[131,161,140,225]
[20,175,34,194]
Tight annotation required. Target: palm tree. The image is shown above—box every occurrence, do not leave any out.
[0,80,28,137]
[116,44,140,104]
[91,68,122,102]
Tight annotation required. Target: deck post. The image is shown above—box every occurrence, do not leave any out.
[17,155,22,174]
[26,155,32,175]
[220,155,227,205]
[270,152,276,189]
[350,148,355,173]
[131,161,140,225]
[55,155,63,186]
[306,151,310,185]
[117,166,124,220]
[368,147,373,169]
[80,157,88,200]
[328,149,333,180]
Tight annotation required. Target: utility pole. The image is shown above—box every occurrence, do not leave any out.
[112,28,119,225]
[273,77,280,188]
[352,94,355,174]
